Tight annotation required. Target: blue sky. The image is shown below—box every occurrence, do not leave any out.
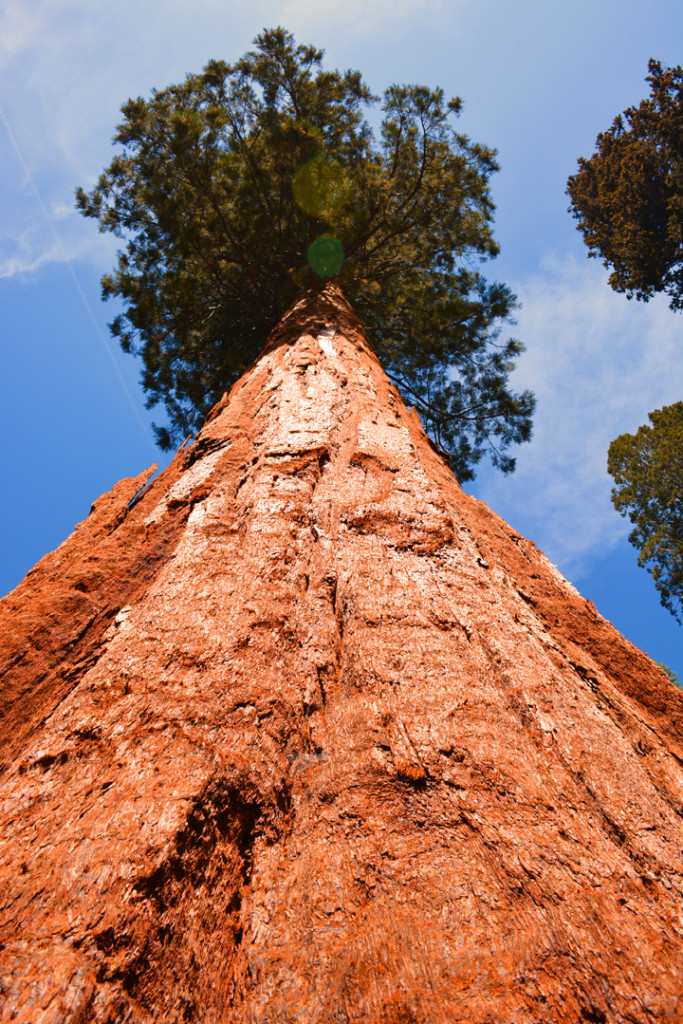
[1,0,681,676]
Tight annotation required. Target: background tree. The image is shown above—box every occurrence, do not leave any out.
[77,27,533,479]
[567,59,683,311]
[659,664,682,689]
[608,401,683,623]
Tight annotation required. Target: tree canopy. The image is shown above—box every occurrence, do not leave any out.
[77,27,534,479]
[567,59,683,311]
[608,401,683,623]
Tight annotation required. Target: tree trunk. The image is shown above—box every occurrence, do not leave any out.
[1,285,682,1023]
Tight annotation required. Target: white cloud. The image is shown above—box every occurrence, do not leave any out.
[471,256,683,580]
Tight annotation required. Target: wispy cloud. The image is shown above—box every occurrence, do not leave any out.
[0,236,64,279]
[1,103,117,279]
[0,219,115,280]
[471,255,683,580]
[0,99,154,447]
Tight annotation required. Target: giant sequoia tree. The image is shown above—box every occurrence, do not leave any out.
[567,60,683,311]
[77,27,534,479]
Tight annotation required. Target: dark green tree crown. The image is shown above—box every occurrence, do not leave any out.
[567,59,683,312]
[608,401,683,623]
[77,27,534,479]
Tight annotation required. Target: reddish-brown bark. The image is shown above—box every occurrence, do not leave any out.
[1,286,681,1023]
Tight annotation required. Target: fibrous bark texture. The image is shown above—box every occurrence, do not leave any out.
[1,287,682,1024]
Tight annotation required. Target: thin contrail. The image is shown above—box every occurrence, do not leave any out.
[0,106,156,452]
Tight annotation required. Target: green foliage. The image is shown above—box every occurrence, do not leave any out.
[659,664,682,689]
[76,27,534,478]
[567,60,683,311]
[608,402,683,623]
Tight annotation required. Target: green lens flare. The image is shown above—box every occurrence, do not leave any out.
[292,156,350,219]
[308,235,344,277]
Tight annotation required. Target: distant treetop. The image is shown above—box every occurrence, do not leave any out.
[608,401,683,624]
[567,59,683,312]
